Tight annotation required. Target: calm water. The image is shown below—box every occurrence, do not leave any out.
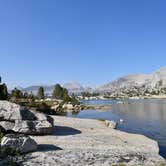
[67,99,166,158]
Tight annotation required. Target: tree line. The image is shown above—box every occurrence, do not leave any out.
[0,80,78,104]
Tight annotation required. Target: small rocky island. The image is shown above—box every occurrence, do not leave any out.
[0,100,165,166]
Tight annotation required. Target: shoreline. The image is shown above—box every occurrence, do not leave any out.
[81,95,166,101]
[22,115,165,166]
[80,104,112,110]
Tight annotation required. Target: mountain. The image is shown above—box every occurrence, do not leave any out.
[15,66,166,97]
[98,66,166,92]
[21,85,55,96]
[63,82,84,93]
[21,82,91,96]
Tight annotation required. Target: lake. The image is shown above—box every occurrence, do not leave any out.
[67,99,166,158]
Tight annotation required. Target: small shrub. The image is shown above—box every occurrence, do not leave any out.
[36,102,55,115]
[0,132,4,141]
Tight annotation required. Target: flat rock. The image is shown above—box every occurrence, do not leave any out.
[22,116,166,166]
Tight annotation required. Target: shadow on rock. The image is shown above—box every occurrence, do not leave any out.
[53,126,81,136]
[37,144,63,152]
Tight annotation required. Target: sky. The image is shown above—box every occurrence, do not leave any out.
[1,0,166,88]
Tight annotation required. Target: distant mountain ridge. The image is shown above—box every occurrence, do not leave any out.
[98,66,166,92]
[21,82,93,96]
[21,85,55,96]
[18,66,166,96]
[63,82,84,93]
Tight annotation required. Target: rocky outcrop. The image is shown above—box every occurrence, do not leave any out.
[0,121,14,131]
[22,116,165,166]
[1,134,37,154]
[0,101,54,135]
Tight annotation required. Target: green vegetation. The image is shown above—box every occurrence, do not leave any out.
[18,100,55,114]
[11,88,23,99]
[36,102,55,115]
[0,142,21,166]
[81,92,99,99]
[52,84,63,99]
[159,162,166,166]
[0,83,8,100]
[70,94,79,105]
[0,77,81,115]
[110,164,125,166]
[37,86,45,99]
[53,84,79,105]
[0,132,4,142]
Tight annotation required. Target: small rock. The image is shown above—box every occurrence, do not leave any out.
[62,104,74,110]
[105,120,117,129]
[108,121,117,129]
[105,120,110,126]
[51,104,59,110]
[1,134,37,154]
[120,119,124,123]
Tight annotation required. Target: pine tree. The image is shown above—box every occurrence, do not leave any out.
[37,87,45,99]
[0,83,8,100]
[11,88,22,98]
[52,84,63,99]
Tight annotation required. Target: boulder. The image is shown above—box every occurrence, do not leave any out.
[1,134,37,154]
[105,120,110,126]
[51,104,60,111]
[105,120,117,129]
[62,104,74,110]
[13,120,53,135]
[0,101,54,135]
[0,121,15,131]
[120,118,124,123]
[0,101,36,121]
[108,121,117,129]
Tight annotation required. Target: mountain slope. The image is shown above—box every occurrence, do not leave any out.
[63,82,84,93]
[98,66,166,92]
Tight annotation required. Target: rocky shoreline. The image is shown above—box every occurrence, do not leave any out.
[81,95,166,101]
[0,101,165,165]
[24,116,165,166]
[50,101,112,115]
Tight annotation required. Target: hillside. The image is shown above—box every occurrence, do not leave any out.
[98,66,166,92]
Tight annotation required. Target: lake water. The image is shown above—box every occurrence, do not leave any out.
[67,99,166,158]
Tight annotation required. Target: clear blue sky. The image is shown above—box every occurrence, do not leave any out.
[1,0,166,88]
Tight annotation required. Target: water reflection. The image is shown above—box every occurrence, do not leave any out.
[112,99,166,121]
[111,100,166,158]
